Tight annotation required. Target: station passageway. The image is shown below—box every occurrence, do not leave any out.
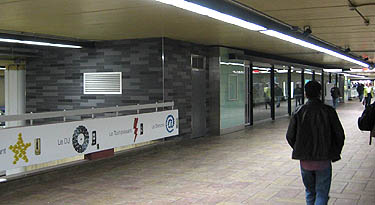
[0,101,374,205]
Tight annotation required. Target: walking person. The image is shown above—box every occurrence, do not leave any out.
[364,83,374,107]
[294,84,303,107]
[264,84,271,109]
[286,81,345,205]
[275,83,283,108]
[357,83,364,102]
[330,85,340,109]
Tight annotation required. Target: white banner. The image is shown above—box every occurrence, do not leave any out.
[0,110,179,171]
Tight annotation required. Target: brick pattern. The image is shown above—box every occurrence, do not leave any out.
[163,38,210,136]
[26,38,212,137]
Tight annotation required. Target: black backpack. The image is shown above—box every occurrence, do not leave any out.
[358,104,375,145]
[358,104,375,131]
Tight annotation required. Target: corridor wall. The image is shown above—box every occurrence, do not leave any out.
[26,38,211,138]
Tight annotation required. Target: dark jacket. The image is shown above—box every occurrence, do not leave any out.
[286,98,345,162]
[358,102,375,131]
[357,85,364,95]
[294,87,302,97]
[331,87,340,98]
[275,86,283,97]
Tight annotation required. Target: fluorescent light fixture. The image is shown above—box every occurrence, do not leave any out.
[305,71,313,75]
[276,70,288,73]
[350,68,362,72]
[349,68,367,72]
[323,69,342,73]
[220,62,244,66]
[156,0,367,68]
[232,70,244,74]
[0,178,7,183]
[316,72,322,75]
[0,38,82,49]
[0,66,6,70]
[344,74,365,78]
[257,67,270,71]
[260,30,369,68]
[154,0,266,31]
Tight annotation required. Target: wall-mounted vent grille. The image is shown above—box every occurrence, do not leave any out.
[191,55,205,70]
[84,72,122,94]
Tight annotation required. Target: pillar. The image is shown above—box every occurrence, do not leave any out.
[5,64,26,175]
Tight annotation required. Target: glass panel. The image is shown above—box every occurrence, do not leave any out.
[228,74,238,100]
[220,63,245,129]
[253,63,271,122]
[274,67,288,117]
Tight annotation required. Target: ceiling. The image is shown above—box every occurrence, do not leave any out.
[0,0,374,77]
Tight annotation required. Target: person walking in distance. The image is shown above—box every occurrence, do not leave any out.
[356,83,364,103]
[275,83,283,108]
[330,85,340,109]
[264,84,271,109]
[364,83,374,107]
[294,84,303,107]
[286,81,345,205]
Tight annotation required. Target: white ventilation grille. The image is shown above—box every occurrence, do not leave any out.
[84,72,122,94]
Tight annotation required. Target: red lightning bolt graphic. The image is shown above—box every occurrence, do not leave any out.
[133,118,139,142]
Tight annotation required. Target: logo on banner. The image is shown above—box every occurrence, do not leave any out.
[72,126,90,153]
[133,118,144,142]
[35,138,41,156]
[166,115,175,133]
[0,148,6,155]
[9,133,31,164]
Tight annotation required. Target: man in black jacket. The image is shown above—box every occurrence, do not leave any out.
[357,83,364,102]
[286,81,345,205]
[330,85,340,109]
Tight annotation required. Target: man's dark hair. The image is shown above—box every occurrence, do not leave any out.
[305,80,321,99]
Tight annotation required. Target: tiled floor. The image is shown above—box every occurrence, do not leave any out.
[1,101,374,204]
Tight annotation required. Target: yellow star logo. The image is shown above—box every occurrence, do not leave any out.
[9,133,31,165]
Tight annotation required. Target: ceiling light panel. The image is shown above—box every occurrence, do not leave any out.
[155,0,266,31]
[0,38,82,49]
[260,30,369,68]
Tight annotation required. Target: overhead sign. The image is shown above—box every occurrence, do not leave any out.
[0,110,178,171]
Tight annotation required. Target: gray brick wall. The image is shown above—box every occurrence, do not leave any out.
[163,38,211,136]
[26,38,214,138]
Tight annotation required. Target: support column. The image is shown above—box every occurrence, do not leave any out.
[321,71,325,103]
[301,69,305,104]
[329,73,332,83]
[5,64,26,175]
[312,70,316,81]
[287,67,292,116]
[270,65,275,120]
[249,63,253,125]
